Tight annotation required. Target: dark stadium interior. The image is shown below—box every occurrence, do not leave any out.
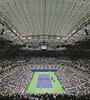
[0,0,90,100]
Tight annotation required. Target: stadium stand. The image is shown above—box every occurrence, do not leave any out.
[0,57,90,100]
[0,0,90,100]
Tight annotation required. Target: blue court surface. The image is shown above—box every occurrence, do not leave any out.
[36,74,53,88]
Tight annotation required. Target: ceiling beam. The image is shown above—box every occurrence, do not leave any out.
[66,19,90,41]
[0,19,23,42]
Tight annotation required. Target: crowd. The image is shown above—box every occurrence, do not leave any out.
[1,65,34,95]
[0,93,90,100]
[0,57,90,75]
[71,59,90,75]
[0,57,90,99]
[1,64,90,96]
[0,58,25,74]
[55,66,90,94]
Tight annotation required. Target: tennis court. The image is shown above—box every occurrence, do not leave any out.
[26,72,66,94]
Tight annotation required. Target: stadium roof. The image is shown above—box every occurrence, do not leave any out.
[0,0,90,48]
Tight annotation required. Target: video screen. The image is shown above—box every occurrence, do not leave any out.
[41,45,47,50]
